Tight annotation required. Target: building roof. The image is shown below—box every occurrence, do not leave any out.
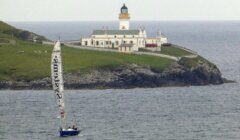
[92,30,139,35]
[121,4,128,10]
[160,33,167,38]
[119,43,134,48]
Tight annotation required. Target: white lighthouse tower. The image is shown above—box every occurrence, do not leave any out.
[119,4,130,30]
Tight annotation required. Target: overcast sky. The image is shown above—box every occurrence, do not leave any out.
[1,0,240,21]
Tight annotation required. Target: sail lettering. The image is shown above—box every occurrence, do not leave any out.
[56,93,62,99]
[52,54,63,100]
[55,82,59,87]
[54,64,58,73]
[53,57,58,63]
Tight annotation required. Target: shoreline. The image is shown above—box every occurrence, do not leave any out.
[0,62,233,90]
[0,81,235,91]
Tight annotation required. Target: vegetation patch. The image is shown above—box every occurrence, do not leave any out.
[161,44,193,57]
[139,44,194,57]
[0,40,174,81]
[0,38,10,43]
[179,56,216,69]
[0,21,48,43]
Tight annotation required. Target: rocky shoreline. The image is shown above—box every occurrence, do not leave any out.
[0,58,231,90]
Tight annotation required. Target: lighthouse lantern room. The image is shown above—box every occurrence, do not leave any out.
[119,4,130,30]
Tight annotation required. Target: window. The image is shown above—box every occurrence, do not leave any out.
[114,35,117,38]
[106,41,108,45]
[121,9,128,14]
[130,41,133,44]
[96,41,99,46]
[85,41,88,46]
[133,35,135,38]
[123,35,126,38]
[123,41,126,44]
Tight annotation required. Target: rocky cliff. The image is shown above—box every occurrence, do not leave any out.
[0,56,229,90]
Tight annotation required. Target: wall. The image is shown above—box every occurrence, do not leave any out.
[146,38,161,46]
[82,35,145,51]
[161,37,168,44]
[119,19,129,30]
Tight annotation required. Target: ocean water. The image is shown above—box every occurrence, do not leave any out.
[0,21,240,139]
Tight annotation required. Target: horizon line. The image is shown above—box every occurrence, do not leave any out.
[5,19,240,23]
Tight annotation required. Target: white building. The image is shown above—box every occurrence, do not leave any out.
[118,44,134,53]
[81,4,168,52]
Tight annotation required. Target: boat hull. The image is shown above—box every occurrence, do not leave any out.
[59,130,80,137]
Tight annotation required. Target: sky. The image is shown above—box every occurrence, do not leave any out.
[1,0,240,21]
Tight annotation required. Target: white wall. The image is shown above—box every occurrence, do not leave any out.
[146,38,161,46]
[161,37,168,44]
[119,19,129,30]
[82,36,145,51]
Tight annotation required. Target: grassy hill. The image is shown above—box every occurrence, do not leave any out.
[161,44,194,57]
[0,21,48,42]
[0,21,174,81]
[0,21,227,89]
[0,41,174,81]
[0,21,15,32]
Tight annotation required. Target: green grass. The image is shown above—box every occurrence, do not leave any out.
[0,21,181,81]
[179,56,216,69]
[0,38,10,43]
[0,21,15,31]
[0,41,174,81]
[161,44,193,57]
[0,32,13,38]
[0,21,48,42]
[0,41,52,81]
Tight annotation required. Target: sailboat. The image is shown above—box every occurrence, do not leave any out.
[51,40,80,137]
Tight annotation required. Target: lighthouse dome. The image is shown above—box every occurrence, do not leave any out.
[121,4,128,14]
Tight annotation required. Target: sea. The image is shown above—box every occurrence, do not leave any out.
[0,21,240,140]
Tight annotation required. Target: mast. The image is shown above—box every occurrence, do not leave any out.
[51,40,67,129]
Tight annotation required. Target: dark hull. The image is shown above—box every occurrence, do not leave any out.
[59,130,80,137]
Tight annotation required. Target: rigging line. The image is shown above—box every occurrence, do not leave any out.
[66,91,78,127]
[52,79,64,129]
[46,91,56,140]
[50,87,62,137]
[70,93,78,126]
[60,42,68,128]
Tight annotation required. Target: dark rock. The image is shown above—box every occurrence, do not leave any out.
[0,60,231,90]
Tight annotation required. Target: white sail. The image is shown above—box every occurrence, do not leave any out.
[51,41,67,129]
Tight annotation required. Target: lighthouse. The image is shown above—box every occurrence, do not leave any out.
[119,3,130,30]
[81,3,168,52]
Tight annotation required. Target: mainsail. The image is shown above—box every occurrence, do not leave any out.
[51,41,67,129]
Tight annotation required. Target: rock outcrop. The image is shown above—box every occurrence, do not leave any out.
[0,57,229,90]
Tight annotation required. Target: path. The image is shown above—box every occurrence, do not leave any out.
[133,51,179,61]
[65,43,119,53]
[64,43,198,61]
